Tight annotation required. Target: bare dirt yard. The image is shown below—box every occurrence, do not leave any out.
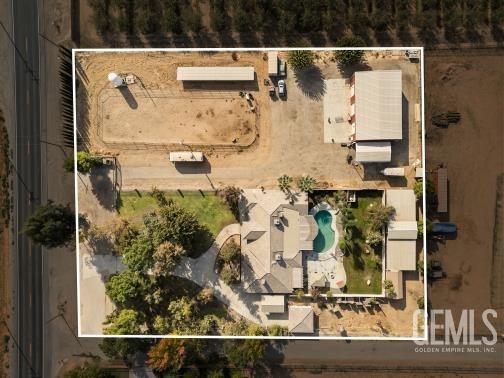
[425,50,504,333]
[76,51,268,153]
[76,50,422,192]
[99,89,255,145]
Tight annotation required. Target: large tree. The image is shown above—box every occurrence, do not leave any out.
[143,202,201,249]
[224,339,266,369]
[105,269,150,307]
[63,362,114,378]
[99,338,151,362]
[104,309,143,335]
[287,50,315,71]
[23,201,75,248]
[147,339,187,374]
[121,232,155,272]
[152,241,186,276]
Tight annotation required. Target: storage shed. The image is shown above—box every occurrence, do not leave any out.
[176,67,255,81]
[355,141,392,163]
[268,51,278,76]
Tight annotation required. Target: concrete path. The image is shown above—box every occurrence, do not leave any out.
[174,223,276,325]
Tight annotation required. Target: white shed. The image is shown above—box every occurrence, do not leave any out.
[355,141,392,163]
[268,51,278,76]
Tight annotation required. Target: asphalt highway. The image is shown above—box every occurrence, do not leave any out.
[12,0,43,376]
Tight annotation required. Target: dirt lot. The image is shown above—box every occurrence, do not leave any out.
[425,51,504,333]
[316,273,424,337]
[76,51,268,152]
[99,89,255,145]
[77,50,422,192]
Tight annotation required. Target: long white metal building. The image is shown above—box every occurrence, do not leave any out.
[177,66,255,81]
[351,70,403,141]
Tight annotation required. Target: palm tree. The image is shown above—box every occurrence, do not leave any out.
[297,175,317,193]
[277,174,293,192]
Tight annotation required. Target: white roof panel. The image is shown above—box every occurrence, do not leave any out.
[355,141,391,163]
[385,189,416,221]
[355,70,402,140]
[268,51,278,75]
[177,66,255,81]
[386,239,416,271]
[388,221,418,239]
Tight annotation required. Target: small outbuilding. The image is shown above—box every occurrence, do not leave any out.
[260,295,285,314]
[355,141,392,163]
[268,51,278,76]
[288,306,314,334]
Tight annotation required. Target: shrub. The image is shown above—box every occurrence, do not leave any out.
[384,279,396,299]
[65,151,101,174]
[287,50,315,71]
[218,186,241,220]
[366,230,383,246]
[268,324,289,336]
[334,35,365,66]
[368,204,395,231]
[219,239,240,262]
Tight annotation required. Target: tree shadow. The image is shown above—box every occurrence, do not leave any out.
[90,165,116,211]
[294,66,326,101]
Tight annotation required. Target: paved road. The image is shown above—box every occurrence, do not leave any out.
[12,0,43,376]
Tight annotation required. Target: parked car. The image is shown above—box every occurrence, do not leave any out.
[278,80,286,97]
[431,222,457,234]
[428,270,447,279]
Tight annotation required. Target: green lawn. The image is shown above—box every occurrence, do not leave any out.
[343,192,383,295]
[117,191,236,237]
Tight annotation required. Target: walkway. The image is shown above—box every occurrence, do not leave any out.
[173,223,268,324]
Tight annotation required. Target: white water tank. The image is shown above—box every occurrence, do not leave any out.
[108,72,124,88]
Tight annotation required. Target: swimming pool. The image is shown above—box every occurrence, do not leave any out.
[313,210,335,253]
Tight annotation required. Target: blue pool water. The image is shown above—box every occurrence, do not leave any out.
[313,210,335,253]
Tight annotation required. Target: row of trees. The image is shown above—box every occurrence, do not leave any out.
[88,0,504,43]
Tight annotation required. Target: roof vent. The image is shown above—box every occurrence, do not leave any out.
[275,253,282,261]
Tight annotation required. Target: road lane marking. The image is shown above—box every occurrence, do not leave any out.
[26,88,30,105]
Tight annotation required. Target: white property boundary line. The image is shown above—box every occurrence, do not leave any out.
[73,47,427,340]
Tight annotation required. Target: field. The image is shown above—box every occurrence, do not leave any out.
[425,51,504,333]
[343,193,383,295]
